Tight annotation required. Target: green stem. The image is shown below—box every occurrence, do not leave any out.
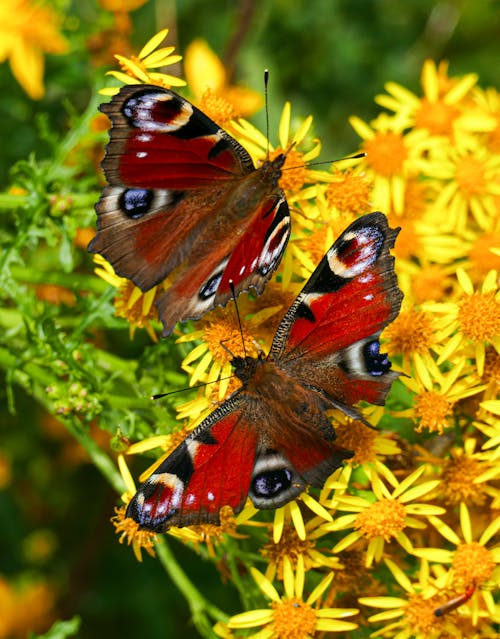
[64,416,125,494]
[10,265,110,293]
[155,539,228,637]
[0,346,124,492]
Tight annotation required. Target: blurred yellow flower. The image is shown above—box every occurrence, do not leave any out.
[184,39,262,123]
[225,564,358,637]
[0,0,68,99]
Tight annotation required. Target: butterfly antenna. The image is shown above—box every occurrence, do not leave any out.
[283,151,366,172]
[229,280,247,358]
[152,376,234,400]
[264,69,270,160]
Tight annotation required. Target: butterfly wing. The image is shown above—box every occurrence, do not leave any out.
[270,212,403,413]
[127,380,352,529]
[126,394,259,530]
[89,85,290,335]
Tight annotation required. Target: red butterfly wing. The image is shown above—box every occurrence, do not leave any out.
[89,85,290,335]
[99,85,255,189]
[271,212,402,410]
[126,397,258,530]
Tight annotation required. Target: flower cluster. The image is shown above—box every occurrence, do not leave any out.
[101,33,500,639]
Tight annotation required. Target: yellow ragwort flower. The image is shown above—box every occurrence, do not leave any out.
[0,0,68,99]
[414,502,500,621]
[359,557,491,638]
[422,144,500,232]
[226,561,358,637]
[349,112,434,215]
[402,356,485,434]
[327,464,444,567]
[184,38,262,124]
[426,268,500,376]
[375,59,479,141]
[101,28,185,95]
[93,254,159,341]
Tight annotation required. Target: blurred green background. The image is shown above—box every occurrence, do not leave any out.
[1,1,499,637]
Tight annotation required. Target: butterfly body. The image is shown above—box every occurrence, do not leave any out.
[126,213,403,531]
[89,85,290,335]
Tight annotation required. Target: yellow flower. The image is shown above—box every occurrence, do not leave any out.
[359,557,492,638]
[260,521,343,583]
[184,39,262,124]
[333,416,401,465]
[422,144,500,232]
[0,0,68,99]
[426,268,500,376]
[375,59,479,140]
[229,101,325,203]
[349,112,433,215]
[93,255,159,342]
[401,356,485,434]
[101,28,185,95]
[111,454,158,561]
[414,503,500,619]
[437,437,499,507]
[226,563,358,637]
[327,465,444,567]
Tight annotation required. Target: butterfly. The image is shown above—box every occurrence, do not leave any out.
[126,212,403,531]
[88,84,290,336]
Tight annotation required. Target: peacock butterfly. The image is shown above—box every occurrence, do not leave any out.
[126,212,403,531]
[88,84,290,336]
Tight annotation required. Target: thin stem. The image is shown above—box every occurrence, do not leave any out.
[155,539,228,637]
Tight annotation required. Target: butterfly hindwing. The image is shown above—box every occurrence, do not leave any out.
[271,212,402,410]
[89,85,291,335]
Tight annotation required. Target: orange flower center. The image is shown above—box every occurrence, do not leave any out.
[271,598,317,639]
[363,132,408,177]
[199,88,238,127]
[414,99,459,137]
[468,232,500,277]
[404,593,441,634]
[441,454,486,506]
[455,156,488,198]
[452,542,495,585]
[390,220,421,259]
[325,170,371,214]
[334,420,377,464]
[271,148,308,193]
[202,315,258,365]
[412,265,449,304]
[414,391,453,434]
[385,309,435,355]
[262,527,314,572]
[458,292,500,342]
[354,498,406,541]
[112,506,157,558]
